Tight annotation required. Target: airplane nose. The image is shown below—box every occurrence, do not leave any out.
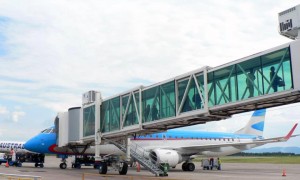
[24,133,56,154]
[24,138,39,152]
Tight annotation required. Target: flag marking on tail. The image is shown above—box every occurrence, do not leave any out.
[251,121,264,131]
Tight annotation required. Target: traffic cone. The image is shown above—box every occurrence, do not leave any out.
[5,160,9,168]
[282,169,286,177]
[136,162,140,172]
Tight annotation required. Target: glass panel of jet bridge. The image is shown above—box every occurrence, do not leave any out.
[207,47,292,107]
[83,105,95,137]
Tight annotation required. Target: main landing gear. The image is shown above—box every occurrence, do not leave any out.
[182,162,195,171]
[59,157,67,169]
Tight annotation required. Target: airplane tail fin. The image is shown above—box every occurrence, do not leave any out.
[235,109,266,137]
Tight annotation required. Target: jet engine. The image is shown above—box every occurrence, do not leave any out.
[149,149,182,167]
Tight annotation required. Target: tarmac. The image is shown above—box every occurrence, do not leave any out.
[0,156,299,180]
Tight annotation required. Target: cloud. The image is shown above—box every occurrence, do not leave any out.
[0,105,9,114]
[0,104,26,123]
[11,110,25,122]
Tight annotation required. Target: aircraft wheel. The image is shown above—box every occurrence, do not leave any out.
[187,163,195,171]
[40,164,44,168]
[119,162,128,175]
[99,162,107,174]
[182,163,187,171]
[60,163,67,169]
[75,164,81,169]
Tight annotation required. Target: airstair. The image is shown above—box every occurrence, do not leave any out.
[104,138,166,176]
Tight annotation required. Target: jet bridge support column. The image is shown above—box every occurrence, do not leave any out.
[95,130,102,162]
[126,137,131,162]
[94,92,102,164]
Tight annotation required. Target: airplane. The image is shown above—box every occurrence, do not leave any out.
[0,141,45,167]
[24,108,298,174]
[0,141,27,154]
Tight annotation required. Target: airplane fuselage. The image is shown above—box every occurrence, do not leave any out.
[25,130,260,158]
[0,141,28,154]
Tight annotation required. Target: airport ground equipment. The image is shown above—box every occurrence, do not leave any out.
[0,153,44,167]
[71,155,95,169]
[201,158,220,170]
[0,153,6,165]
[53,5,300,176]
[103,138,166,176]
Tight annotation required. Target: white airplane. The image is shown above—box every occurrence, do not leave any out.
[24,109,298,174]
[0,141,27,154]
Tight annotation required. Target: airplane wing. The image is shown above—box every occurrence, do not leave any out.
[173,123,298,154]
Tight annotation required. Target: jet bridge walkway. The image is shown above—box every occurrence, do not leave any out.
[78,39,300,142]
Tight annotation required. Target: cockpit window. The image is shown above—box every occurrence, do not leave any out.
[49,128,55,133]
[41,127,55,134]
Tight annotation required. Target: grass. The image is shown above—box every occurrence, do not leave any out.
[194,156,300,164]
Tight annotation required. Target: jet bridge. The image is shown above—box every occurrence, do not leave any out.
[78,39,300,142]
[72,38,300,176]
[52,38,300,170]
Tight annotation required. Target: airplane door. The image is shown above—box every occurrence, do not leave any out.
[162,134,167,140]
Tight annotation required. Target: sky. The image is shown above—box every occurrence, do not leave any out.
[0,0,300,149]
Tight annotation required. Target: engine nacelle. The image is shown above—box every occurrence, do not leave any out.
[149,149,182,167]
